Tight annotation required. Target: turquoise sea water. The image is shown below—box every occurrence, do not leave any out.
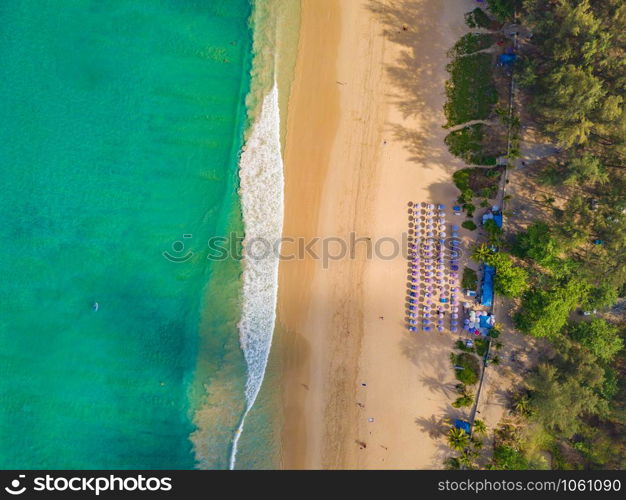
[0,0,254,469]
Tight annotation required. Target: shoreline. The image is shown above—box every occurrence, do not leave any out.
[277,0,342,468]
[277,0,478,469]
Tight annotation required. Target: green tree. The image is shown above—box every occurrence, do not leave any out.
[447,427,470,451]
[585,284,619,311]
[569,319,623,362]
[443,456,461,470]
[494,261,529,298]
[484,252,529,298]
[514,279,590,338]
[484,218,503,245]
[486,0,520,21]
[457,448,479,469]
[472,243,493,263]
[491,445,528,470]
[513,394,532,416]
[527,345,609,438]
[473,419,488,436]
[452,393,475,408]
[541,65,606,147]
[513,222,561,267]
[564,154,608,185]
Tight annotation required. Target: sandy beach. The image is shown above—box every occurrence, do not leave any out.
[277,0,479,469]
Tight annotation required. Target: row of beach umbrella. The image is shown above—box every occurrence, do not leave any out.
[406,202,462,333]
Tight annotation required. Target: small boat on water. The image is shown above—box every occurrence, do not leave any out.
[92,302,99,312]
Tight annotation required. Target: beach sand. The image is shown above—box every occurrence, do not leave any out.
[277,0,478,469]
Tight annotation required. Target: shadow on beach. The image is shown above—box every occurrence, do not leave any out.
[367,0,466,168]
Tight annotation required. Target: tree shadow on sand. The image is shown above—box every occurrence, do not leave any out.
[368,0,471,169]
[367,0,451,119]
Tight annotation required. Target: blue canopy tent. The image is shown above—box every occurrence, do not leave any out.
[481,265,495,307]
[479,315,493,329]
[493,213,503,228]
[454,419,471,434]
[499,53,517,65]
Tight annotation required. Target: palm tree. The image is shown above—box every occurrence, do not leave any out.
[471,437,484,450]
[473,419,488,436]
[514,395,532,416]
[447,427,470,451]
[457,449,478,469]
[444,456,461,470]
[471,243,492,263]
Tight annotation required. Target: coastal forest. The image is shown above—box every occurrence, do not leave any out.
[445,0,626,470]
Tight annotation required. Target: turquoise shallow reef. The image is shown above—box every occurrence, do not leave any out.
[0,0,253,469]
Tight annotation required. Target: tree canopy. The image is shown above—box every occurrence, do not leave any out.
[569,318,624,362]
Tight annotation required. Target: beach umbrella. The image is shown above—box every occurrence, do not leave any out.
[437,319,444,326]
[409,320,417,325]
[452,232,459,238]
[437,204,445,210]
[452,225,459,231]
[423,326,431,331]
[437,326,444,332]
[450,326,458,332]
[451,320,458,326]
[452,313,459,319]
[408,305,416,311]
[408,326,417,332]
[427,204,434,210]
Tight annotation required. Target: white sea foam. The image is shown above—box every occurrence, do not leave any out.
[229,84,284,469]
